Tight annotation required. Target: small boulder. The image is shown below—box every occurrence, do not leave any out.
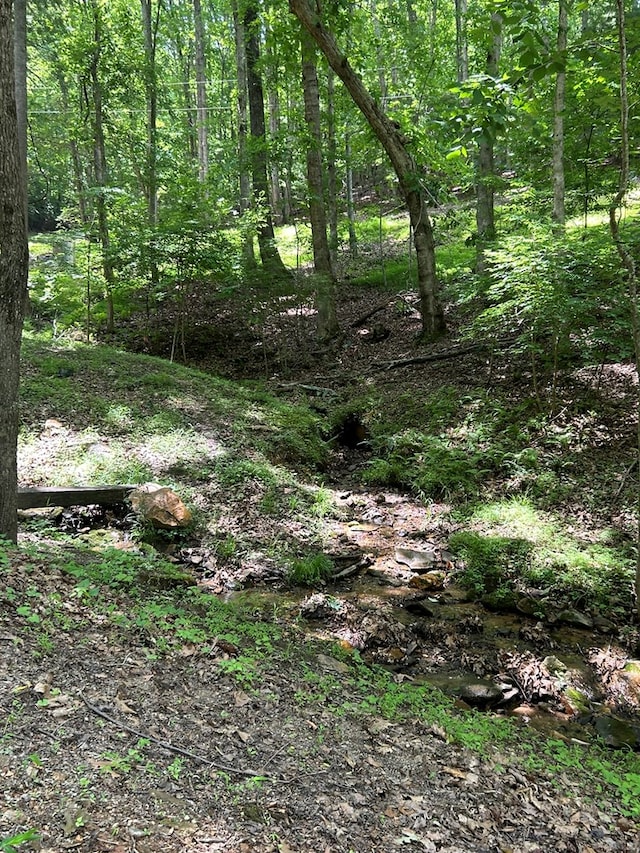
[130,484,193,529]
[458,679,504,708]
[556,609,594,630]
[594,715,640,750]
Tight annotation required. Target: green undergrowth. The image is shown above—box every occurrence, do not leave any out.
[352,383,635,615]
[18,334,329,558]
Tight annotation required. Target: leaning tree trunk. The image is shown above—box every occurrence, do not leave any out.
[551,0,568,232]
[0,0,29,543]
[244,3,289,278]
[289,0,445,338]
[301,28,338,340]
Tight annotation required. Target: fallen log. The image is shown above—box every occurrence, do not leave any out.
[17,485,135,510]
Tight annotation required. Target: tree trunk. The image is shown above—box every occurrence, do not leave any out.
[268,87,284,224]
[13,0,26,225]
[244,3,289,278]
[0,0,29,542]
[454,0,468,83]
[193,0,209,183]
[326,69,339,268]
[475,11,502,268]
[609,0,640,610]
[232,1,256,268]
[552,0,568,232]
[89,0,115,333]
[141,0,160,288]
[345,133,357,257]
[289,0,445,338]
[301,28,338,340]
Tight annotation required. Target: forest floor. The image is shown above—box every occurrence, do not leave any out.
[4,269,640,851]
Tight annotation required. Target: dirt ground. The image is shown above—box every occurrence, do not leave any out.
[3,279,640,851]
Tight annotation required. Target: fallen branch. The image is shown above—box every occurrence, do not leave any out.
[373,336,518,371]
[350,300,391,328]
[373,342,484,370]
[80,693,267,779]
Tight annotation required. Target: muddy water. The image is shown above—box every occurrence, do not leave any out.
[224,574,640,747]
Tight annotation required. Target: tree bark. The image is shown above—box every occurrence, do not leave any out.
[475,11,502,268]
[232,1,256,268]
[141,0,160,289]
[551,0,568,231]
[243,2,289,278]
[0,0,29,542]
[301,28,338,340]
[193,0,209,183]
[89,0,115,333]
[609,0,640,610]
[326,69,339,268]
[289,0,445,338]
[13,0,26,225]
[454,0,468,83]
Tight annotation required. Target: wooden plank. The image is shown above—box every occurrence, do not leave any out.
[17,485,135,510]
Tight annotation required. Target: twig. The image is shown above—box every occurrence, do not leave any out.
[614,459,638,499]
[80,693,266,779]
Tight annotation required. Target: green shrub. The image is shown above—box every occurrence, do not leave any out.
[363,431,489,500]
[287,553,334,586]
[449,531,532,597]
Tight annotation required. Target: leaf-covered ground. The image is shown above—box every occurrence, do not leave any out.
[3,278,640,851]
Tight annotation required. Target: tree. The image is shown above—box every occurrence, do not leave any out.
[289,0,445,339]
[233,0,256,267]
[475,10,503,262]
[88,0,116,333]
[0,0,29,542]
[193,0,209,183]
[301,26,338,340]
[609,0,640,610]
[244,1,290,278]
[551,0,568,231]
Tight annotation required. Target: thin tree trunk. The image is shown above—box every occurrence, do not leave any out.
[170,20,197,161]
[268,87,284,224]
[193,0,209,182]
[609,0,640,610]
[301,28,338,340]
[454,0,468,83]
[346,133,357,256]
[232,1,256,268]
[244,3,289,277]
[326,69,339,268]
[289,0,445,338]
[475,11,502,268]
[141,0,160,289]
[0,0,29,542]
[89,0,115,333]
[552,0,568,231]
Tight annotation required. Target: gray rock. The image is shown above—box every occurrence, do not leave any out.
[557,609,594,629]
[458,679,504,708]
[594,715,640,750]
